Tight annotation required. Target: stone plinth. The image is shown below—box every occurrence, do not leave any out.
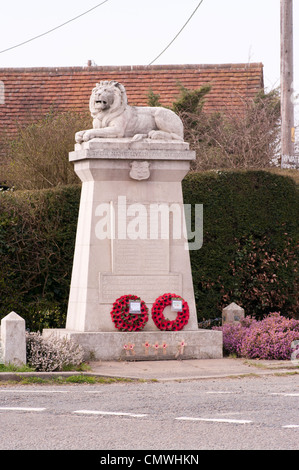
[43,138,223,360]
[66,138,198,332]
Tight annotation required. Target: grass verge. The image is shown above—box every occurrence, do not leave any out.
[0,374,145,385]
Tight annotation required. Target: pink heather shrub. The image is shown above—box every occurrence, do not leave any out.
[214,313,299,360]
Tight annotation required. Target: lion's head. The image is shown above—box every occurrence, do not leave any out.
[89,81,127,119]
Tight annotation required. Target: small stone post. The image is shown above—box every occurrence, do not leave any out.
[222,302,245,325]
[1,312,26,366]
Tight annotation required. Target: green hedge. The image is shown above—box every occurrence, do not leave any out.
[182,171,298,320]
[0,171,298,329]
[0,185,81,330]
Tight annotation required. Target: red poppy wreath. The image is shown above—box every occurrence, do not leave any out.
[151,293,189,331]
[110,294,148,332]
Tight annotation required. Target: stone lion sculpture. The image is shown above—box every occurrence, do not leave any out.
[75,81,184,143]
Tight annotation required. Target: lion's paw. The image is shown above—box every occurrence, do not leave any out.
[132,133,148,142]
[83,131,95,142]
[75,131,85,143]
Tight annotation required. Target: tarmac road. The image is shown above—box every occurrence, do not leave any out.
[0,371,298,451]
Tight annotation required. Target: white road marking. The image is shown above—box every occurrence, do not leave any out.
[205,391,234,394]
[73,410,147,417]
[0,390,68,393]
[282,425,299,428]
[270,393,299,397]
[176,416,252,424]
[0,407,46,412]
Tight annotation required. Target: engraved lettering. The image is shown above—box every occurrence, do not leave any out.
[99,273,182,303]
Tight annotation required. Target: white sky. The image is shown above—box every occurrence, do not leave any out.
[0,0,298,111]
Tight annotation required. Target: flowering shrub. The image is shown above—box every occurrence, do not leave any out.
[26,332,84,371]
[214,313,299,360]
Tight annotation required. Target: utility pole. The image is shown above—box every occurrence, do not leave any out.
[280,0,297,168]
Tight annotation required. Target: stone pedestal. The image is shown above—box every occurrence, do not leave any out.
[43,138,223,360]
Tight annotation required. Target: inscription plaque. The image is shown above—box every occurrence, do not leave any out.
[112,200,171,274]
[99,273,182,303]
[114,239,169,274]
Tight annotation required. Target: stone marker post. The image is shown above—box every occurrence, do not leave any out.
[1,312,26,366]
[222,302,245,325]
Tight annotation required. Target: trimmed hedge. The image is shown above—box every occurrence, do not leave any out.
[182,171,298,320]
[0,185,81,330]
[0,171,298,329]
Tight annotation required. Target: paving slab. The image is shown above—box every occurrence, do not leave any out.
[0,358,297,382]
[88,357,299,381]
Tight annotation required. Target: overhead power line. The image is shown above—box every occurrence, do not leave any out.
[148,0,204,66]
[0,0,109,55]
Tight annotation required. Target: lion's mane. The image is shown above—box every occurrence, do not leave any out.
[89,81,128,127]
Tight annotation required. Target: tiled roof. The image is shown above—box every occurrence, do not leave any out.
[0,63,263,143]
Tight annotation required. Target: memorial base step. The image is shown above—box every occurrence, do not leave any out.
[42,329,223,361]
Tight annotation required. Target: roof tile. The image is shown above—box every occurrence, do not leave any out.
[0,63,263,142]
